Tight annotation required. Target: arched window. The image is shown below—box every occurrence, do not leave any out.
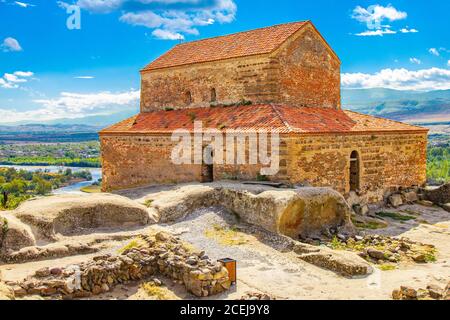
[210,88,217,102]
[349,151,360,191]
[185,91,192,105]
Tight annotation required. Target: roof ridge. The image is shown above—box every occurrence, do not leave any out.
[141,21,311,72]
[270,104,294,133]
[99,114,138,133]
[173,20,309,47]
[343,109,428,131]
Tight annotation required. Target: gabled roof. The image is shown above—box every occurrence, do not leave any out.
[100,105,428,135]
[142,21,310,72]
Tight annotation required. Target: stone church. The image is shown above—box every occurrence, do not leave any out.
[100,21,428,202]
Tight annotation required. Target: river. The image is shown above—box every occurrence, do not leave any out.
[0,165,102,195]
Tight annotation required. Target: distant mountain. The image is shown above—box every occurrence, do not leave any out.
[0,123,102,144]
[0,123,101,133]
[42,109,138,128]
[342,88,450,123]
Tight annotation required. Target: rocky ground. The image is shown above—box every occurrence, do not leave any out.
[0,182,449,300]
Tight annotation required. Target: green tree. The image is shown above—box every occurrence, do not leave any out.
[35,178,52,195]
[0,178,26,207]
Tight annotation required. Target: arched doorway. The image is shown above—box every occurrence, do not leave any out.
[349,151,360,191]
[201,146,214,183]
[210,88,217,103]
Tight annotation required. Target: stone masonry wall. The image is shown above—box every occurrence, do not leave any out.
[100,134,289,191]
[286,132,428,202]
[275,26,341,109]
[101,135,200,191]
[101,132,427,203]
[140,24,340,112]
[140,56,279,112]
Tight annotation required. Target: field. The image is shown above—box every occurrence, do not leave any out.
[0,141,101,168]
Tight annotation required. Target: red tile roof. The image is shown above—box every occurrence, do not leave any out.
[100,105,428,135]
[142,21,309,72]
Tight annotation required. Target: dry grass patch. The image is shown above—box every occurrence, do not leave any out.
[141,283,179,300]
[117,237,147,254]
[205,224,249,246]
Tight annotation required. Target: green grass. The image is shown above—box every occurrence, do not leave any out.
[352,217,387,230]
[376,211,416,221]
[424,250,437,263]
[379,264,397,271]
[0,156,100,168]
[80,185,102,193]
[144,199,154,207]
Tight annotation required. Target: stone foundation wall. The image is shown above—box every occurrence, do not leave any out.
[14,232,230,299]
[286,132,428,202]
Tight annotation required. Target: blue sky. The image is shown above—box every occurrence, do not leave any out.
[0,0,449,124]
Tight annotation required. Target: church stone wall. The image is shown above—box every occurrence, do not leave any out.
[285,132,428,202]
[140,24,340,112]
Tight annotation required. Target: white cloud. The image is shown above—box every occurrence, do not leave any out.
[74,76,95,79]
[0,71,33,89]
[399,27,418,33]
[409,57,421,65]
[448,60,450,67]
[74,0,123,13]
[351,5,418,38]
[1,37,22,52]
[152,29,184,40]
[429,48,439,56]
[355,28,396,37]
[342,67,450,91]
[352,4,407,28]
[0,90,140,123]
[59,0,237,40]
[14,1,35,8]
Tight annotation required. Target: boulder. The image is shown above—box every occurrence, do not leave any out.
[220,187,355,239]
[424,184,450,205]
[444,282,450,300]
[367,248,385,260]
[0,282,14,300]
[353,204,369,216]
[400,286,417,299]
[403,191,418,203]
[388,194,403,207]
[417,200,434,207]
[0,271,14,300]
[13,194,155,241]
[299,247,372,277]
[145,186,354,240]
[141,185,218,223]
[0,213,36,253]
[427,284,443,299]
[442,203,450,213]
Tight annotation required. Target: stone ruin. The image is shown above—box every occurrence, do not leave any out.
[10,232,230,299]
